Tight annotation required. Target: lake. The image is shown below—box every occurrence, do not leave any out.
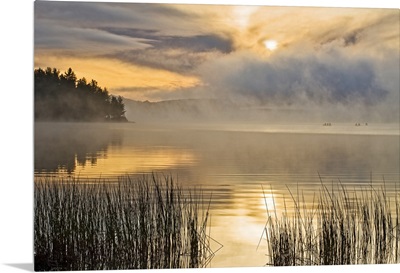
[34,121,400,268]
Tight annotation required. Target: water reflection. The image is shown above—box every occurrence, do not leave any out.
[33,122,400,268]
[34,122,199,178]
[72,146,197,178]
[34,122,123,174]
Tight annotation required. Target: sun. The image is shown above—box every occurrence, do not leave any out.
[263,40,278,51]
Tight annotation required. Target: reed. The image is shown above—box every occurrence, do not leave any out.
[34,174,217,271]
[263,178,400,266]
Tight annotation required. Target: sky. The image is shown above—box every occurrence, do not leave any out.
[34,1,399,121]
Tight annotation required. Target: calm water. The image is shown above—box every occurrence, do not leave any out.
[34,122,400,267]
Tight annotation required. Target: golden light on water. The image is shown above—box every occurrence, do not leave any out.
[72,147,197,178]
[260,192,278,212]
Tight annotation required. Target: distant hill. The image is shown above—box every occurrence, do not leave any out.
[123,97,392,124]
[124,98,338,123]
[123,98,233,123]
[123,98,305,124]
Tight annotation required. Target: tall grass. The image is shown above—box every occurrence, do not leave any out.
[34,174,217,271]
[263,178,400,266]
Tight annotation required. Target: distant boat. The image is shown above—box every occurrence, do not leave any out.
[355,123,365,126]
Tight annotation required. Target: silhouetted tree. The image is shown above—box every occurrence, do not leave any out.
[34,67,128,122]
[60,68,77,89]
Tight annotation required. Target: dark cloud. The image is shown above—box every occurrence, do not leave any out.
[316,29,362,48]
[34,2,153,53]
[149,34,233,53]
[343,31,360,46]
[310,59,387,104]
[101,27,233,52]
[199,50,389,107]
[99,28,233,73]
[315,11,398,49]
[35,23,144,52]
[105,48,212,73]
[100,28,159,40]
[34,2,202,33]
[34,1,136,27]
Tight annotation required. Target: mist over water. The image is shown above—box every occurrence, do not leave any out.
[34,121,399,267]
[123,96,400,126]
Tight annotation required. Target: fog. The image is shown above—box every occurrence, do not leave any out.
[124,43,399,124]
[34,122,399,183]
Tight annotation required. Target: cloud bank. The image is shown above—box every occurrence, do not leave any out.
[199,49,390,106]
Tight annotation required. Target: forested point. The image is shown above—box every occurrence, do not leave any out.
[34,67,128,122]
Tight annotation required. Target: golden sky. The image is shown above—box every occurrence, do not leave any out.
[34,1,399,112]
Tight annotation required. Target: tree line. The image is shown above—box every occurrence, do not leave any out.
[34,67,127,122]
